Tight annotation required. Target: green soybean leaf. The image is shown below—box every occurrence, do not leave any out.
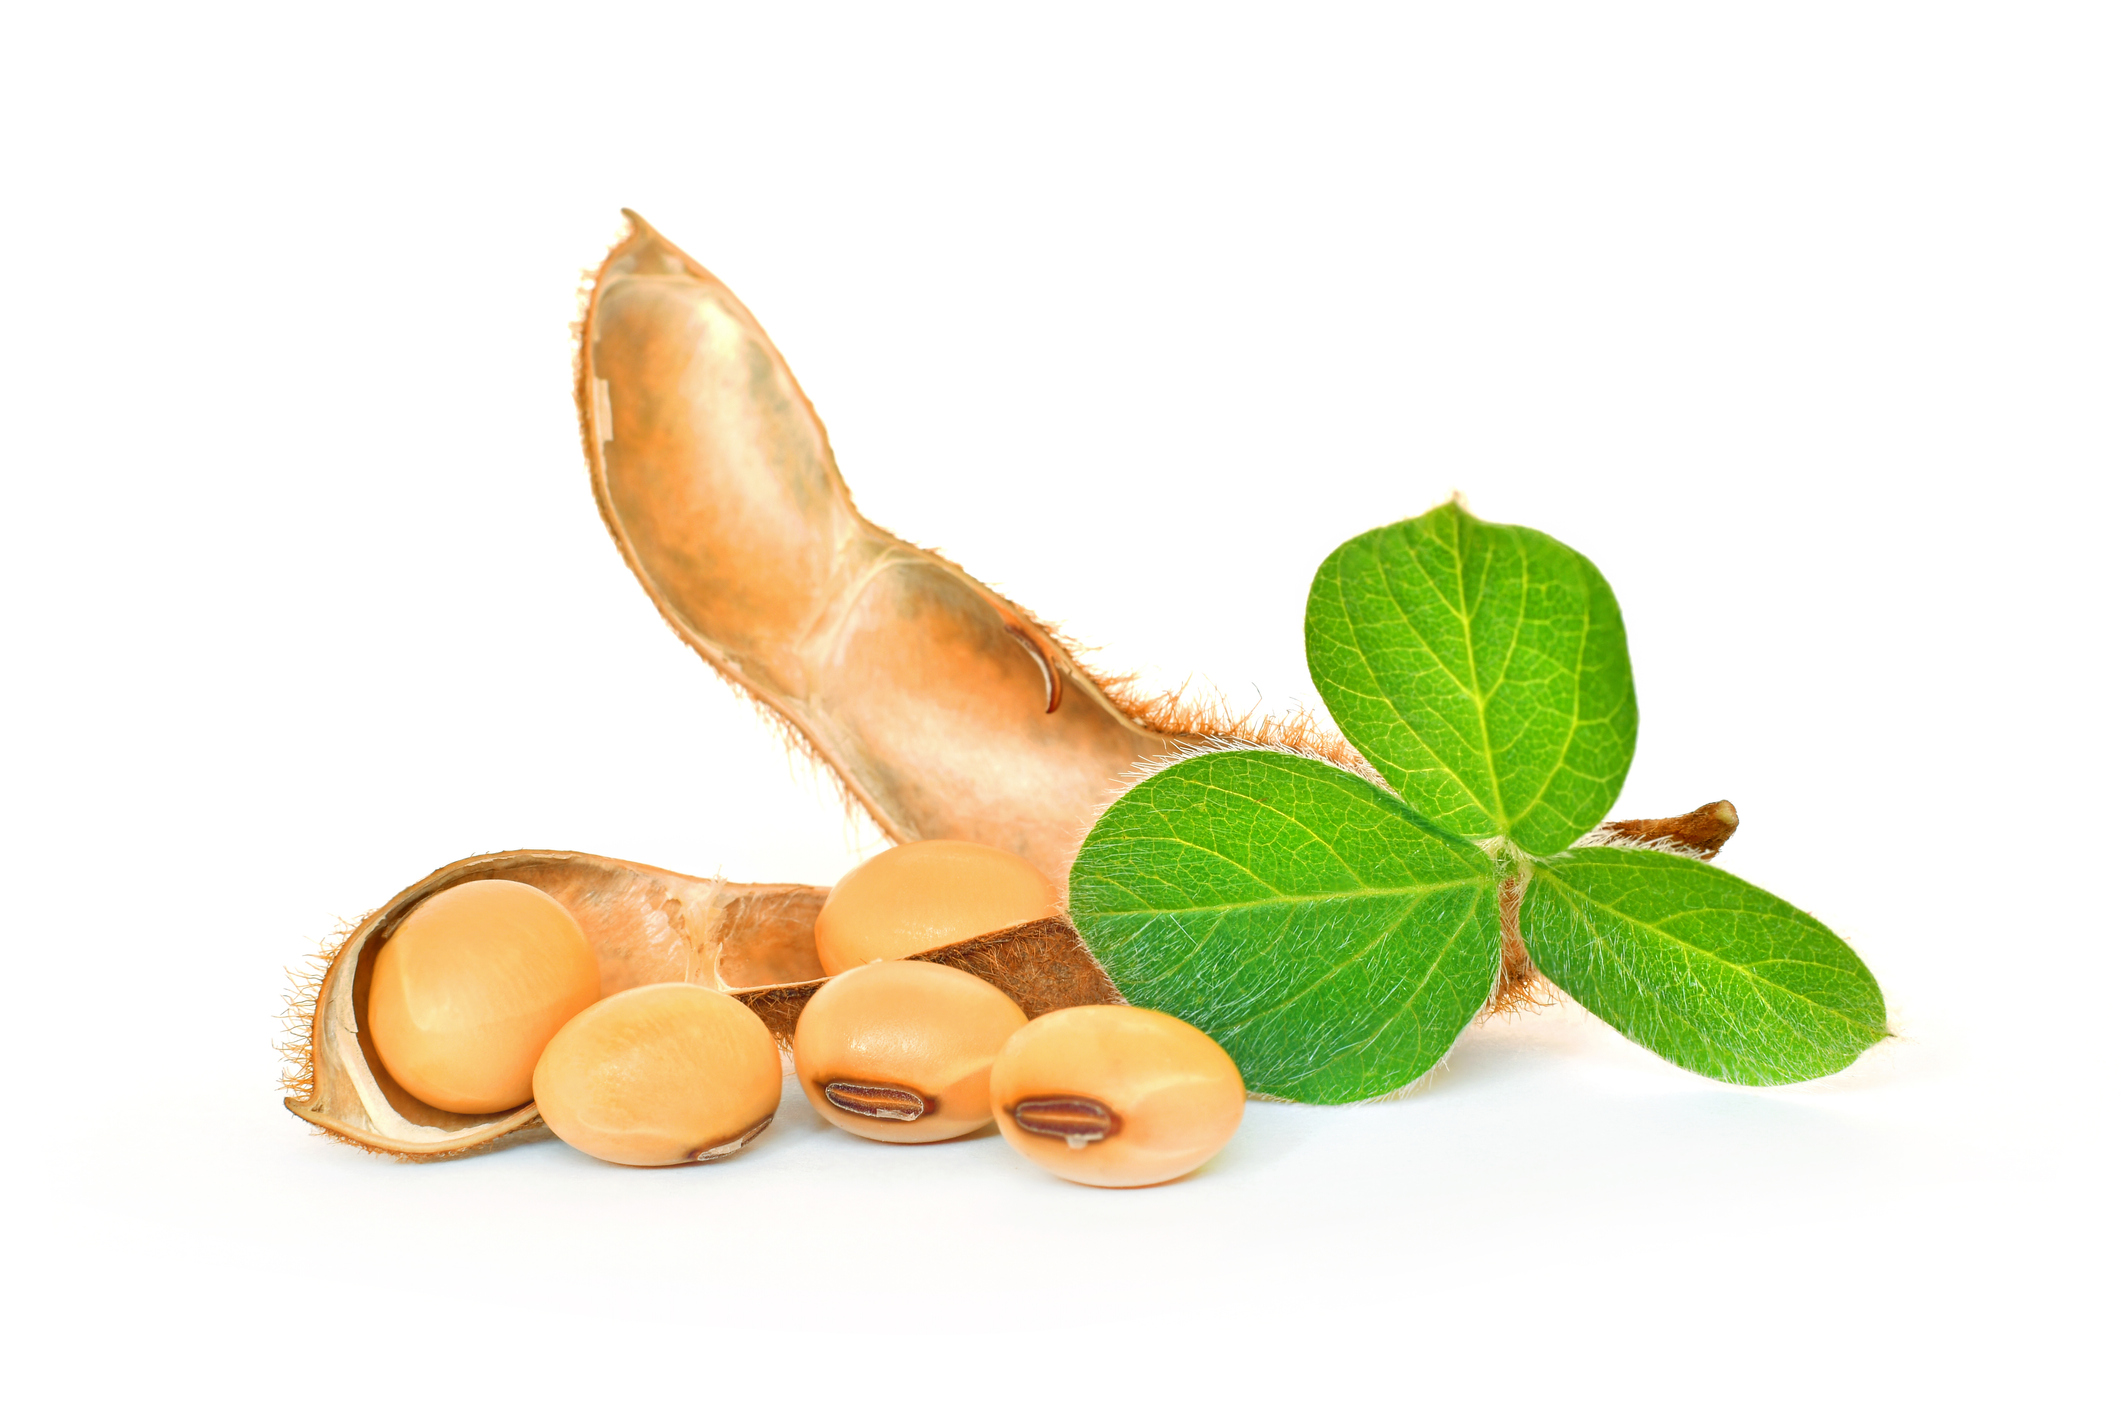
[1523,848,1886,1084]
[1068,750,1499,1103]
[1306,501,1637,856]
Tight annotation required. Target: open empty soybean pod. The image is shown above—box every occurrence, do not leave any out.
[574,211,1199,882]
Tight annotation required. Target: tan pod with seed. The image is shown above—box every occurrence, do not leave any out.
[366,880,602,1113]
[283,850,1118,1160]
[794,960,1028,1143]
[534,982,781,1166]
[991,1006,1245,1188]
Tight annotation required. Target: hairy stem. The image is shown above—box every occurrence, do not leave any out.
[1485,800,1740,1015]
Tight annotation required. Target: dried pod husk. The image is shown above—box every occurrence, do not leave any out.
[575,212,1205,884]
[284,850,1119,1160]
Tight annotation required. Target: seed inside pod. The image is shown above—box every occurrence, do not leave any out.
[532,982,782,1167]
[813,840,1058,974]
[794,959,1028,1144]
[991,1006,1245,1187]
[284,850,1124,1160]
[365,879,602,1114]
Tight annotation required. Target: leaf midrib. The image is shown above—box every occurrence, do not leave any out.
[1093,768,1485,892]
[1444,512,1512,833]
[1080,825,1486,916]
[1083,873,1486,920]
[1365,518,1605,848]
[1341,544,1496,825]
[1512,556,1601,841]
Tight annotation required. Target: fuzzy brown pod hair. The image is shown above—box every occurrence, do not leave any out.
[282,851,1118,1160]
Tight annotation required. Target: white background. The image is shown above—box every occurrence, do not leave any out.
[4,4,2115,1408]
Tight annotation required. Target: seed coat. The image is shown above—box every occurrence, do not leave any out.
[794,959,1028,1144]
[366,879,601,1114]
[533,982,782,1167]
[991,1005,1245,1187]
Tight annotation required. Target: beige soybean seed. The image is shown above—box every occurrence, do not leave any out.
[794,960,1029,1143]
[990,1006,1245,1188]
[366,879,602,1114]
[812,840,1058,975]
[532,982,781,1166]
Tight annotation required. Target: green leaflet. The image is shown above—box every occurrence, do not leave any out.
[1523,849,1887,1084]
[1066,500,1885,1101]
[1306,501,1637,855]
[1069,751,1500,1103]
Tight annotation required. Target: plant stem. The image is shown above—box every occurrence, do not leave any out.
[1592,800,1739,859]
[1484,801,1740,1014]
